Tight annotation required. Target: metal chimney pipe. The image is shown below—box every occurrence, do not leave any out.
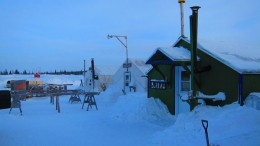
[190,6,200,96]
[179,0,186,37]
[191,6,200,65]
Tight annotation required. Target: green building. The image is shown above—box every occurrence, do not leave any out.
[146,37,260,115]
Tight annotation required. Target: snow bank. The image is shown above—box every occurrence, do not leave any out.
[97,84,125,104]
[151,103,260,146]
[108,93,175,126]
[245,92,260,110]
[96,84,174,126]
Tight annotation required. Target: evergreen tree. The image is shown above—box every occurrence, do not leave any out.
[14,69,20,74]
[3,69,8,75]
[23,70,27,74]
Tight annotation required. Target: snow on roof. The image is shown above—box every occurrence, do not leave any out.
[174,37,260,74]
[146,46,199,65]
[128,58,152,74]
[158,46,191,61]
[94,66,119,76]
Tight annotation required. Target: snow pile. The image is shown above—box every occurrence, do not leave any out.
[108,93,175,125]
[245,92,260,110]
[151,103,260,146]
[97,84,124,104]
[96,83,174,125]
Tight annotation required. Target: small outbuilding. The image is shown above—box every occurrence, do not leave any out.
[146,37,260,115]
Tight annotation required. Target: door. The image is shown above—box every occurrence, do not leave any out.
[124,71,131,87]
[175,66,191,115]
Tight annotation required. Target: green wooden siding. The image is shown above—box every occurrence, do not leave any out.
[176,39,260,105]
[148,65,175,114]
[197,49,239,105]
[243,74,260,101]
[176,39,239,105]
[147,38,260,115]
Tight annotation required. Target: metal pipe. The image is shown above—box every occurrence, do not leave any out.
[180,2,185,37]
[107,34,129,91]
[107,34,128,71]
[126,36,128,72]
[190,6,200,96]
[191,6,200,66]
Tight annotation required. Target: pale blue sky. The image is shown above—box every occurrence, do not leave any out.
[0,0,259,72]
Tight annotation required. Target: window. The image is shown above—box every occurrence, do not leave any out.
[181,71,190,91]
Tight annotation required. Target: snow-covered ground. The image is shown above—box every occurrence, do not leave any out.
[0,75,259,146]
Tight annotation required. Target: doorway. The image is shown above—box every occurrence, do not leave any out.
[175,66,191,115]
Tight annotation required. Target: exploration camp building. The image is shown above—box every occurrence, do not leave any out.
[145,4,260,115]
[146,36,260,115]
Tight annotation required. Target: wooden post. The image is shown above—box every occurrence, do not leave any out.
[84,60,86,87]
[56,95,60,113]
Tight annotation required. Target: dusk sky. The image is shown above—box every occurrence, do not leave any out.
[0,0,259,72]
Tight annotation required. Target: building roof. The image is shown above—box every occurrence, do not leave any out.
[146,45,201,65]
[128,58,152,74]
[174,37,260,74]
[157,47,191,61]
[94,66,119,76]
[112,58,152,85]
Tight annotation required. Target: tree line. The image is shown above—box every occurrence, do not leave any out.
[0,69,83,75]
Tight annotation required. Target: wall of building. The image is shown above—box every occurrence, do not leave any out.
[176,39,240,106]
[148,65,175,114]
[243,74,260,102]
[197,50,239,105]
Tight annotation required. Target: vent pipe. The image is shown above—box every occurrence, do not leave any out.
[190,6,200,96]
[190,6,200,67]
[178,0,186,37]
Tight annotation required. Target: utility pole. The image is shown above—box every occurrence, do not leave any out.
[107,34,129,71]
[107,34,131,92]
